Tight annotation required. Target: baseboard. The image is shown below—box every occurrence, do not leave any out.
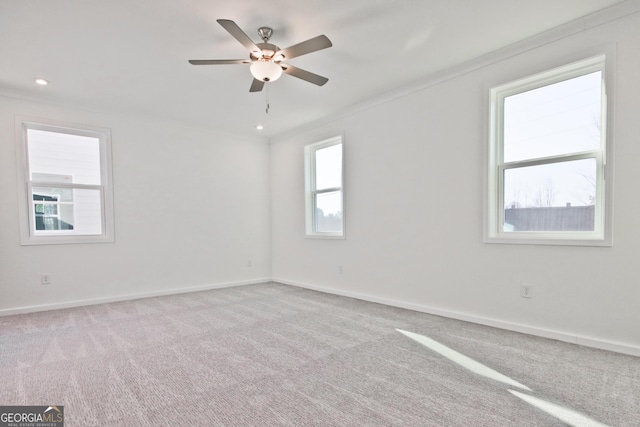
[274,278,640,358]
[0,278,272,316]
[4,276,638,357]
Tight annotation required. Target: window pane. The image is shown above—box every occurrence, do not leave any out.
[503,158,596,232]
[32,186,103,235]
[315,190,343,233]
[504,71,602,162]
[315,144,342,190]
[27,129,101,185]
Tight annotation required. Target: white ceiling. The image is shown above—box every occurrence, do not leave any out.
[0,0,629,139]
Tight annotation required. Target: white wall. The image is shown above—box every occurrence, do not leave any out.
[270,12,640,354]
[0,96,271,312]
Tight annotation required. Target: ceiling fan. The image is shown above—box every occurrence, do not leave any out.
[189,19,333,92]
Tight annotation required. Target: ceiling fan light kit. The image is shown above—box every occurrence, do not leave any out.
[250,59,283,82]
[189,19,332,92]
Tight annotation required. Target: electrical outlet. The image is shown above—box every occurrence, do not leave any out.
[247,260,252,268]
[41,274,51,285]
[521,283,533,298]
[338,265,343,274]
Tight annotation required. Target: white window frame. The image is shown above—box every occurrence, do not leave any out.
[485,55,613,246]
[304,136,345,238]
[15,116,115,245]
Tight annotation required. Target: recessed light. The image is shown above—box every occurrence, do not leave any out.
[255,125,264,130]
[34,78,49,86]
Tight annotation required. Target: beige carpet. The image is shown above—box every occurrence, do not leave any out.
[1,282,638,426]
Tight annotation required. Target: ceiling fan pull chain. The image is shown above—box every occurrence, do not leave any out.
[266,87,270,114]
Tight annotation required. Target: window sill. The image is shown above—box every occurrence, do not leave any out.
[484,233,611,247]
[20,234,115,246]
[304,233,345,240]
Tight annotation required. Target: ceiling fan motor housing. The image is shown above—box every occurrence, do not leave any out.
[251,43,283,62]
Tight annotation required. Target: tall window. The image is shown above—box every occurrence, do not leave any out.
[305,136,344,238]
[486,55,612,245]
[16,117,115,245]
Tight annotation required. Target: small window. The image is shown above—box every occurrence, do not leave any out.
[305,136,344,238]
[15,117,115,245]
[486,55,612,245]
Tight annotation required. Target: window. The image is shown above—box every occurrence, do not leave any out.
[15,117,115,245]
[486,55,612,245]
[305,136,344,238]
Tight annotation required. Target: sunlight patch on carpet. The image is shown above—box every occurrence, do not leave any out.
[396,328,610,426]
[509,389,609,427]
[396,329,532,391]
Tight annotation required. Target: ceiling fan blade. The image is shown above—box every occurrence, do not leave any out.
[217,19,260,53]
[281,64,329,86]
[188,59,250,65]
[279,35,332,60]
[249,79,265,92]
